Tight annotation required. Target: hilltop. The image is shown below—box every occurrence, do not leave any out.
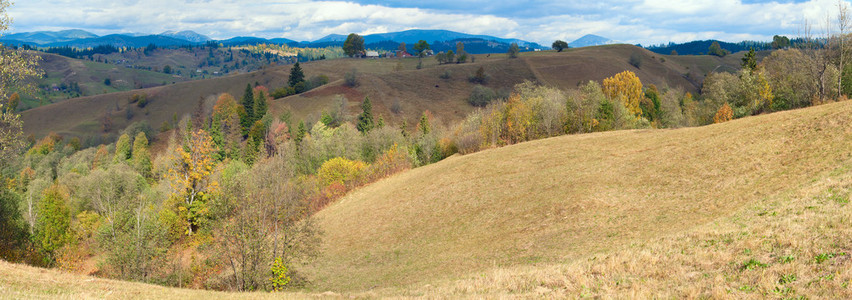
[5,99,852,298]
[20,44,745,142]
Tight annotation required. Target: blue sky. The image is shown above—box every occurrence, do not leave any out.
[4,0,848,45]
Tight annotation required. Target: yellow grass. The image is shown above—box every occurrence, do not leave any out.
[306,100,852,295]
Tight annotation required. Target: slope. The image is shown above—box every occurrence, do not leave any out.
[5,101,852,298]
[22,44,734,141]
[305,100,852,292]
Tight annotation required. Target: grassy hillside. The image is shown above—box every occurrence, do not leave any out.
[5,101,852,298]
[17,53,184,110]
[21,44,735,142]
[306,100,852,294]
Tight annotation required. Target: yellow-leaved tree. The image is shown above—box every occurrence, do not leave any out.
[714,103,733,123]
[602,70,644,117]
[167,129,218,235]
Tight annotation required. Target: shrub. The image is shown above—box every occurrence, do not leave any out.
[469,66,488,84]
[344,68,358,87]
[316,157,366,188]
[439,69,452,80]
[629,52,642,69]
[468,85,497,107]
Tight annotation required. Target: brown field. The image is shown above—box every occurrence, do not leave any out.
[4,100,852,298]
[21,44,740,142]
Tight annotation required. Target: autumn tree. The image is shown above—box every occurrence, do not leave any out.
[211,93,242,159]
[602,70,644,117]
[552,40,569,52]
[166,129,218,235]
[343,33,365,57]
[714,103,733,123]
[0,1,40,165]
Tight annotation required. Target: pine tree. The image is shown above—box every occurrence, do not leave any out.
[288,62,305,87]
[357,97,374,133]
[741,48,757,71]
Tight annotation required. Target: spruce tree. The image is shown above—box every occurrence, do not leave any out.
[241,84,254,122]
[357,97,374,133]
[288,62,305,87]
[254,90,268,121]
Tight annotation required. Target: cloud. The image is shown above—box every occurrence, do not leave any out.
[5,0,850,45]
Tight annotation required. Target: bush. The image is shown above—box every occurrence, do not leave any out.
[439,69,452,80]
[344,69,358,87]
[469,66,488,84]
[468,85,497,107]
[316,157,366,188]
[629,52,642,69]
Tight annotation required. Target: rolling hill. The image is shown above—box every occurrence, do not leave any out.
[5,99,852,298]
[20,44,745,142]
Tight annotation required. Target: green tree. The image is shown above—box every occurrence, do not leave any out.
[132,132,152,178]
[508,43,520,58]
[413,40,430,57]
[254,88,269,120]
[771,35,790,49]
[343,33,365,57]
[36,185,70,263]
[552,40,569,52]
[288,62,305,88]
[708,41,728,57]
[456,42,467,63]
[113,133,132,163]
[295,121,307,145]
[357,97,374,133]
[240,84,254,135]
[742,48,757,71]
[418,111,431,135]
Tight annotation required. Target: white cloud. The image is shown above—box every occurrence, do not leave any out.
[4,0,851,45]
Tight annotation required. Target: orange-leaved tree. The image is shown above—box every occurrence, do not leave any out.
[167,129,218,235]
[602,70,644,117]
[714,103,734,123]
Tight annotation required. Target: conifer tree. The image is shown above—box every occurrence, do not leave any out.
[288,62,305,87]
[357,97,374,133]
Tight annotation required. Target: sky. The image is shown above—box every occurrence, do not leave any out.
[5,0,850,45]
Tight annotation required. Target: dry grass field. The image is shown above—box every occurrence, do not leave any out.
[4,100,852,298]
[21,44,735,142]
[305,99,852,296]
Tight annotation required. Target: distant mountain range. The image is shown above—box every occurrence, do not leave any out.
[569,34,619,48]
[0,29,546,54]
